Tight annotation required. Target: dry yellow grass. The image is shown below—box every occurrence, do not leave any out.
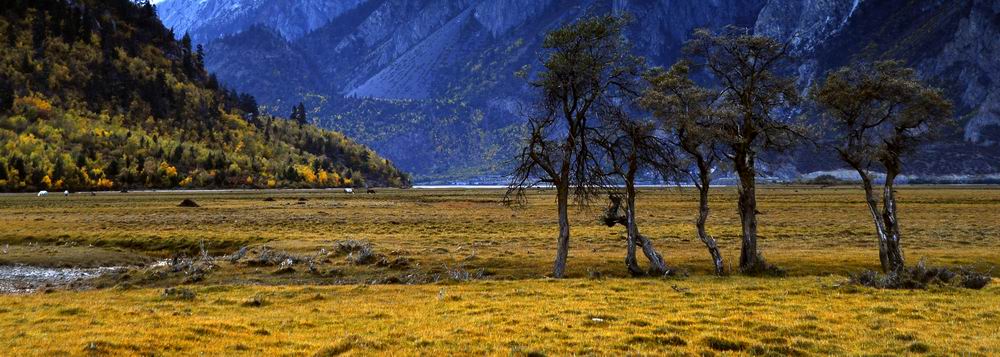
[0,278,997,356]
[0,186,998,355]
[0,186,996,276]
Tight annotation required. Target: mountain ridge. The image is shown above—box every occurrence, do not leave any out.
[156,0,1000,181]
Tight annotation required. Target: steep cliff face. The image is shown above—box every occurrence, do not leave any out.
[473,0,555,37]
[920,0,1000,145]
[156,0,366,43]
[755,0,860,53]
[758,0,1000,173]
[206,26,320,105]
[157,0,1000,179]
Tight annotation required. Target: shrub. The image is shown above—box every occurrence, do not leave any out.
[348,246,375,265]
[848,261,992,290]
[241,294,267,307]
[245,246,300,266]
[336,240,377,265]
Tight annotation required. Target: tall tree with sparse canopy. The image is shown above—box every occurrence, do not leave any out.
[812,61,952,273]
[641,61,728,275]
[683,27,801,273]
[505,15,637,278]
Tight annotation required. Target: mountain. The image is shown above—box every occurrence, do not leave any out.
[757,0,1000,174]
[155,0,1000,181]
[0,0,409,192]
[154,0,368,44]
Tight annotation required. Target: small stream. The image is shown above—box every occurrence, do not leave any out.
[0,265,127,294]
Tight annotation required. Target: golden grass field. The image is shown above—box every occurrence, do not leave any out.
[0,186,998,355]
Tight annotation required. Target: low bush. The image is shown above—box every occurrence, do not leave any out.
[849,260,992,289]
[162,287,196,300]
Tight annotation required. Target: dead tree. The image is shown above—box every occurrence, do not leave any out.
[641,61,727,275]
[683,27,802,273]
[812,61,952,273]
[505,15,640,278]
[595,108,671,276]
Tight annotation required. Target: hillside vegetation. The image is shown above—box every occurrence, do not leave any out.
[0,0,409,192]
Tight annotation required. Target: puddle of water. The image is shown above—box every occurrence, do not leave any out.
[0,265,127,294]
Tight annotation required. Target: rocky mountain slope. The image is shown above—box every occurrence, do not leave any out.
[156,0,1000,181]
[155,0,367,43]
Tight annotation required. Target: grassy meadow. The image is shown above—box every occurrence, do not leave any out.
[0,186,998,355]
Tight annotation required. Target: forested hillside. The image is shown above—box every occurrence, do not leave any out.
[0,0,409,191]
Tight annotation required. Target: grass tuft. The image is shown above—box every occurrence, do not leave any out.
[703,336,747,352]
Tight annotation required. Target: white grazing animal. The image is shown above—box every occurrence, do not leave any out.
[64,190,69,196]
[37,190,48,197]
[344,188,354,194]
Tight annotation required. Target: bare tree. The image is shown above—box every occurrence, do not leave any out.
[595,107,671,276]
[641,61,727,275]
[505,15,641,278]
[683,27,802,273]
[812,61,953,273]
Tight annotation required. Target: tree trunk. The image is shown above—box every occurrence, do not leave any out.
[696,161,724,275]
[624,232,643,276]
[625,182,668,275]
[553,185,571,278]
[858,169,905,273]
[859,172,891,272]
[734,148,759,271]
[881,172,904,272]
[625,193,667,275]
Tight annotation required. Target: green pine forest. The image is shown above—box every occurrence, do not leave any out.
[0,0,410,192]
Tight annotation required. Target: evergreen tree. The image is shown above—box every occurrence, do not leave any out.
[291,102,307,125]
[0,78,12,113]
[75,153,87,168]
[53,155,66,181]
[106,159,120,178]
[172,145,184,163]
[285,165,299,181]
[11,156,25,178]
[180,32,195,77]
[195,44,205,72]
